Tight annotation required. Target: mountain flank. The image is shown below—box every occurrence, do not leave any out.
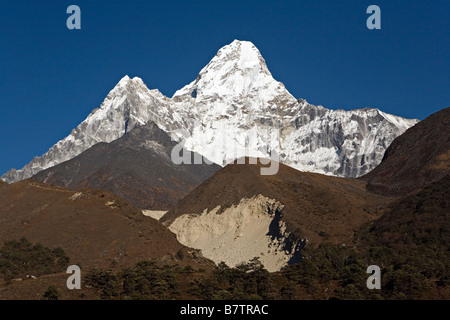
[162,158,392,270]
[32,121,220,210]
[0,179,212,271]
[362,107,450,196]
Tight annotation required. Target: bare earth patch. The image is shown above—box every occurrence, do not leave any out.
[168,195,298,272]
[142,210,168,220]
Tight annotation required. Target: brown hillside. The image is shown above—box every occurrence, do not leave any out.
[0,180,211,271]
[360,174,450,251]
[162,158,392,246]
[362,107,450,196]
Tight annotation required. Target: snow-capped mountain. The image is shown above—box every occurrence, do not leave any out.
[1,40,418,183]
[169,40,418,176]
[2,76,169,183]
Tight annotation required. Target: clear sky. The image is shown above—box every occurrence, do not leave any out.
[0,0,449,175]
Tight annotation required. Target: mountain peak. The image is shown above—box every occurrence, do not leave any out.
[172,40,292,104]
[204,39,269,77]
[217,39,263,62]
[103,75,149,105]
[119,74,131,83]
[115,75,146,89]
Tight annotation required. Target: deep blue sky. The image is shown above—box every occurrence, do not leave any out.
[0,0,449,175]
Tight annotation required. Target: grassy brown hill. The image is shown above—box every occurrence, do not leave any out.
[0,179,212,272]
[359,174,450,252]
[32,121,220,210]
[162,158,391,246]
[348,174,450,299]
[362,107,450,196]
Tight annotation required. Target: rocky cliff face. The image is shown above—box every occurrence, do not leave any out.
[2,40,418,183]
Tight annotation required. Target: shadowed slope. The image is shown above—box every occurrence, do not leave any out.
[33,121,220,210]
[362,107,450,196]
